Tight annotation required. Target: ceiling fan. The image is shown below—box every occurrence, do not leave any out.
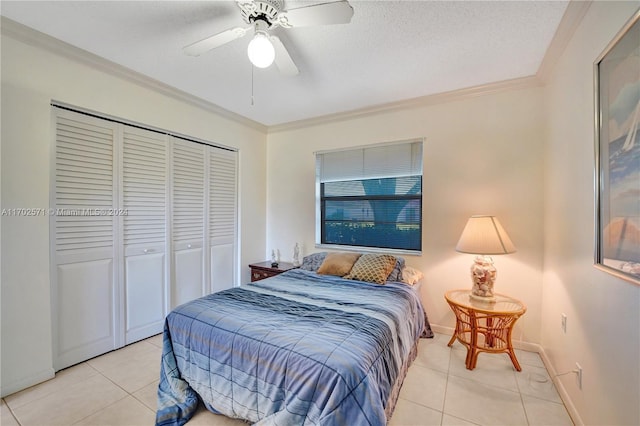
[183,0,354,76]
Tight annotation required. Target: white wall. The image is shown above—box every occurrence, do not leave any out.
[0,29,268,396]
[266,85,546,345]
[543,2,640,425]
[267,3,640,424]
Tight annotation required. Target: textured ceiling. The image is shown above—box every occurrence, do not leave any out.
[1,1,569,126]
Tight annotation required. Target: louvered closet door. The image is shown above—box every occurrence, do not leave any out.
[53,109,118,370]
[209,148,238,293]
[171,138,205,308]
[122,127,168,344]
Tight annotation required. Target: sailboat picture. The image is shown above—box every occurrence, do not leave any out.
[596,12,640,282]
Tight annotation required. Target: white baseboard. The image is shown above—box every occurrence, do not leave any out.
[0,367,55,398]
[537,347,584,426]
[429,324,454,336]
[429,324,582,425]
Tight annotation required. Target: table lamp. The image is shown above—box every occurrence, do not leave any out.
[455,215,516,303]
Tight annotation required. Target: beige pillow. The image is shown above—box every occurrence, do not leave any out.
[400,266,424,285]
[344,254,397,284]
[317,252,362,276]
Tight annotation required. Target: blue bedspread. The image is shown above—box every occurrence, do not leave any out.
[156,269,430,425]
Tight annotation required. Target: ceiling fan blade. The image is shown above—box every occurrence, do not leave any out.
[270,36,299,76]
[278,1,354,28]
[184,26,249,56]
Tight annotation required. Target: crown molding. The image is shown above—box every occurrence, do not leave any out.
[268,75,542,134]
[2,0,591,137]
[0,17,267,133]
[268,0,592,134]
[536,0,593,83]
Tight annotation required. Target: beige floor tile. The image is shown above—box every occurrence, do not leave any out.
[414,336,452,373]
[448,348,520,393]
[88,341,162,393]
[1,399,20,426]
[444,374,528,425]
[12,374,128,426]
[73,395,155,426]
[399,364,448,411]
[132,380,159,411]
[5,362,99,410]
[441,413,481,426]
[389,397,442,426]
[515,349,545,368]
[516,364,563,403]
[522,395,574,426]
[146,333,164,348]
[87,340,160,373]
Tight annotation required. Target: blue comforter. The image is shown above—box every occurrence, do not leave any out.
[156,269,430,425]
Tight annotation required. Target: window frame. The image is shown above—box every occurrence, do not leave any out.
[315,139,423,255]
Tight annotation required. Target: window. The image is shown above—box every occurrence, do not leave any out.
[316,140,423,253]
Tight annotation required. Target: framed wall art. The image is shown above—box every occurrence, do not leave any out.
[594,10,640,285]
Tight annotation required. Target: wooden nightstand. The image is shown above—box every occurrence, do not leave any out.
[445,289,526,371]
[249,261,297,282]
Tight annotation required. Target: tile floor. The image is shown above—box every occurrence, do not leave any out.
[1,332,573,425]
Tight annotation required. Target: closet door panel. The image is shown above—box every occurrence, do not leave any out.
[122,127,167,344]
[124,252,165,343]
[172,138,205,307]
[210,245,233,293]
[209,148,238,292]
[173,245,204,307]
[56,260,115,369]
[53,110,118,370]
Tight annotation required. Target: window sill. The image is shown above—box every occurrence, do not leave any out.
[314,243,421,256]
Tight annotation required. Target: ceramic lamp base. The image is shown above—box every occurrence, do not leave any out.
[470,255,497,300]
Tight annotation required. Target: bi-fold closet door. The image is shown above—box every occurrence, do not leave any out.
[53,110,120,370]
[171,139,205,308]
[52,108,237,370]
[121,126,169,345]
[170,138,239,307]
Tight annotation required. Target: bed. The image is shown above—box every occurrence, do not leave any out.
[156,253,432,426]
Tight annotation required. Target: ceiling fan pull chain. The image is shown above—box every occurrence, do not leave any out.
[251,64,255,106]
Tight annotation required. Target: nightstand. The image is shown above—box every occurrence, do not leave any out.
[249,261,297,282]
[445,289,526,371]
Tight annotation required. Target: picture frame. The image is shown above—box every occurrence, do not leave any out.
[594,10,640,285]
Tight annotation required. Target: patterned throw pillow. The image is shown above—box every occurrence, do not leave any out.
[344,254,397,284]
[299,252,327,271]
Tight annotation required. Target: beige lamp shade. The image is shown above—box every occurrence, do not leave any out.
[456,216,516,255]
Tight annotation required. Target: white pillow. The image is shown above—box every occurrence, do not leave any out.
[401,266,423,285]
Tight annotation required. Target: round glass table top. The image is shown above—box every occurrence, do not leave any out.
[445,289,526,314]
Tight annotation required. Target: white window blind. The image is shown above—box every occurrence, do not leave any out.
[315,139,423,253]
[317,140,423,183]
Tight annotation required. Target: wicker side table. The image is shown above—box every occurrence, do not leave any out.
[445,289,526,371]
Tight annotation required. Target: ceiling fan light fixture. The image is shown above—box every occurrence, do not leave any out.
[247,31,275,68]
